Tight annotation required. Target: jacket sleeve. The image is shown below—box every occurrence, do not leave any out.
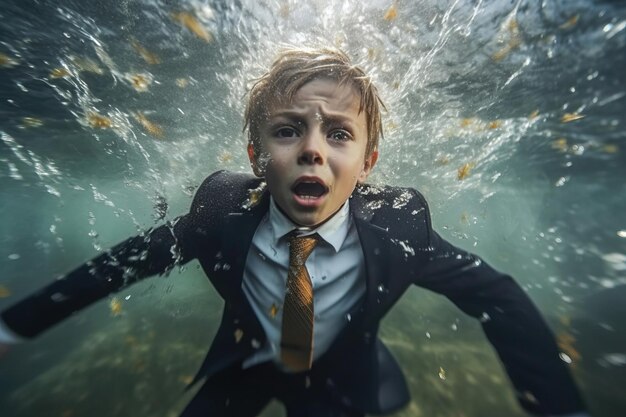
[1,171,222,339]
[411,191,586,416]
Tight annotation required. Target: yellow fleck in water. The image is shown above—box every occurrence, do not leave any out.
[559,15,580,30]
[528,109,540,119]
[0,52,19,68]
[128,73,151,92]
[561,112,585,123]
[21,117,44,128]
[133,112,164,138]
[175,77,189,88]
[601,144,618,154]
[384,3,398,21]
[131,40,160,65]
[457,162,474,180]
[171,11,213,42]
[69,56,103,74]
[109,297,122,316]
[49,67,70,79]
[0,285,11,298]
[488,120,502,129]
[269,303,279,318]
[557,331,581,365]
[551,138,568,152]
[218,150,232,163]
[460,118,474,128]
[438,367,446,380]
[234,328,244,343]
[88,112,113,129]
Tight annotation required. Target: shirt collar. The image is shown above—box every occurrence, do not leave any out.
[269,197,350,253]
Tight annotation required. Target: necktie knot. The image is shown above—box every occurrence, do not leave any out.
[288,234,319,267]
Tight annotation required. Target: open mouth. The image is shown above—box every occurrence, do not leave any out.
[292,178,328,199]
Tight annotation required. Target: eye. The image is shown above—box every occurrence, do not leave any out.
[328,129,352,142]
[275,126,299,138]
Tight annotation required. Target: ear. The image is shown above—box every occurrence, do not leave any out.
[358,150,378,183]
[247,143,263,177]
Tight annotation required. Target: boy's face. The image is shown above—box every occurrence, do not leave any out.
[249,78,378,227]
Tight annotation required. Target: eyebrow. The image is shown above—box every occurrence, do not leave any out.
[269,110,355,129]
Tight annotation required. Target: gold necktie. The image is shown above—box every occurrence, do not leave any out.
[280,233,319,372]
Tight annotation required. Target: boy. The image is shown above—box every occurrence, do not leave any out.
[0,47,589,417]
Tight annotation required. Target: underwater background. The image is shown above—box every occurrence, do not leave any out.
[0,0,625,416]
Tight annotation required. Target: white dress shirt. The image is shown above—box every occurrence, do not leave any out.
[242,197,366,369]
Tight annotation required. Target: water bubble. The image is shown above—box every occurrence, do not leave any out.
[601,353,626,367]
[8,253,20,260]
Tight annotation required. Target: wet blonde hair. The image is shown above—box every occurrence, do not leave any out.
[244,46,385,159]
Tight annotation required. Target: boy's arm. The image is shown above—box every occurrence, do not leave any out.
[0,214,197,339]
[411,192,587,416]
[0,171,225,340]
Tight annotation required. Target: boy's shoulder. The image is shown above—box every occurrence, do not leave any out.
[351,181,432,243]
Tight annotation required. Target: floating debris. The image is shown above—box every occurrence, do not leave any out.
[561,112,585,123]
[488,120,502,129]
[457,162,474,180]
[601,144,619,154]
[438,367,446,380]
[0,52,19,68]
[556,331,581,365]
[132,112,164,138]
[492,17,522,61]
[460,118,474,128]
[175,77,189,88]
[20,117,44,128]
[171,11,213,43]
[218,150,233,163]
[234,328,244,343]
[385,120,398,132]
[384,3,398,21]
[49,67,70,79]
[617,230,626,238]
[109,297,122,316]
[69,55,104,74]
[127,73,152,92]
[0,285,11,298]
[269,303,279,318]
[528,109,540,119]
[559,15,580,30]
[131,40,161,65]
[242,182,266,210]
[87,112,113,129]
[551,138,568,152]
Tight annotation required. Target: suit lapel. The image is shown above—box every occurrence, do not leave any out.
[350,189,392,326]
[220,183,270,312]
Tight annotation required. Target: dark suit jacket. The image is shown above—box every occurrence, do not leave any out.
[2,170,585,415]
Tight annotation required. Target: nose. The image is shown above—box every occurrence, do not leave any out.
[297,129,325,165]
